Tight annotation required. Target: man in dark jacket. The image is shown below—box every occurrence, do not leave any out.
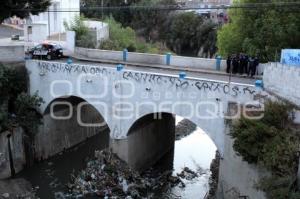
[252,56,259,77]
[232,54,239,74]
[226,55,232,73]
[248,56,257,78]
[244,54,249,75]
[239,53,248,75]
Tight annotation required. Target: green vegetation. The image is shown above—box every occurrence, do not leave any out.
[101,17,167,54]
[81,0,142,27]
[0,64,43,165]
[217,0,300,62]
[231,101,300,198]
[0,0,51,23]
[131,0,176,42]
[164,12,217,57]
[64,15,97,48]
[0,64,43,135]
[80,0,218,57]
[65,15,168,53]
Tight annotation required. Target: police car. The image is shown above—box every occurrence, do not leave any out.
[27,43,63,60]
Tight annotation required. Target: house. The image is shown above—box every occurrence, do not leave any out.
[24,0,80,43]
[178,0,231,24]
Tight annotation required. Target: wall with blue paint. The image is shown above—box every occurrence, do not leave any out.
[280,49,300,66]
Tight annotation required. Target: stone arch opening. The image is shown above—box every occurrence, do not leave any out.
[173,116,217,170]
[121,112,218,171]
[35,95,110,160]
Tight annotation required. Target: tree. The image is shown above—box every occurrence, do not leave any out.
[81,0,142,26]
[164,12,217,57]
[131,0,176,42]
[0,0,51,23]
[217,0,300,62]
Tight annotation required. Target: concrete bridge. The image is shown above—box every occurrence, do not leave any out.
[26,59,260,170]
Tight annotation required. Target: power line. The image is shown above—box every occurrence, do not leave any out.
[11,2,300,12]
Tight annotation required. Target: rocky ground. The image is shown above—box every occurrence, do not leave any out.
[60,150,203,199]
[175,119,197,140]
[206,151,221,199]
[0,178,36,199]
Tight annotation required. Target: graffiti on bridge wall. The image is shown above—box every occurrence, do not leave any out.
[38,62,109,75]
[122,71,256,97]
[36,61,256,97]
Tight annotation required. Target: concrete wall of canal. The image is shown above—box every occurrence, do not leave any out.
[111,113,175,170]
[217,126,267,199]
[0,128,26,179]
[35,100,108,160]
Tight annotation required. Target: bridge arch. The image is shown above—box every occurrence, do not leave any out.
[122,101,229,156]
[127,111,221,150]
[118,111,221,170]
[35,95,110,159]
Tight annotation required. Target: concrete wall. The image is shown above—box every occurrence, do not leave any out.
[0,128,26,179]
[35,102,107,159]
[217,126,267,199]
[75,47,227,71]
[111,113,175,170]
[24,23,48,43]
[65,31,75,54]
[0,45,24,63]
[263,62,300,107]
[84,21,109,42]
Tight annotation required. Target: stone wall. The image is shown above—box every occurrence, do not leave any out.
[0,128,26,179]
[0,45,24,63]
[263,62,300,107]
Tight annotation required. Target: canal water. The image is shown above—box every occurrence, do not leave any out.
[157,116,217,198]
[15,117,217,198]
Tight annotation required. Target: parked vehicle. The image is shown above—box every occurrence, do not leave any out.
[26,43,63,60]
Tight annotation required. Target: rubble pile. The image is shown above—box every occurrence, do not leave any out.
[64,150,186,198]
[177,167,199,180]
[175,119,197,140]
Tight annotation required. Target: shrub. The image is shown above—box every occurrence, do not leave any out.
[230,100,300,198]
[0,64,43,136]
[100,16,166,54]
[101,17,137,51]
[64,15,96,48]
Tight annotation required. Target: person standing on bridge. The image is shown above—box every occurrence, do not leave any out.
[226,55,232,73]
[248,55,259,78]
[239,53,247,75]
[232,54,239,74]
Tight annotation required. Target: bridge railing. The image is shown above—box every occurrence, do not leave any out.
[75,47,227,72]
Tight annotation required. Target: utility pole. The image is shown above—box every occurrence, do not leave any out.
[48,8,50,37]
[101,0,104,20]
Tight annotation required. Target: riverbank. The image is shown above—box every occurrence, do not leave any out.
[0,178,35,198]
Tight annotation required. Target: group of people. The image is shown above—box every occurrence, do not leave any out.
[226,53,259,77]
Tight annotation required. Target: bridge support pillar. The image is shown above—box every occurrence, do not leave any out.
[110,113,175,170]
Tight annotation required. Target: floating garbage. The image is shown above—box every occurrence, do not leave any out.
[63,149,199,198]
